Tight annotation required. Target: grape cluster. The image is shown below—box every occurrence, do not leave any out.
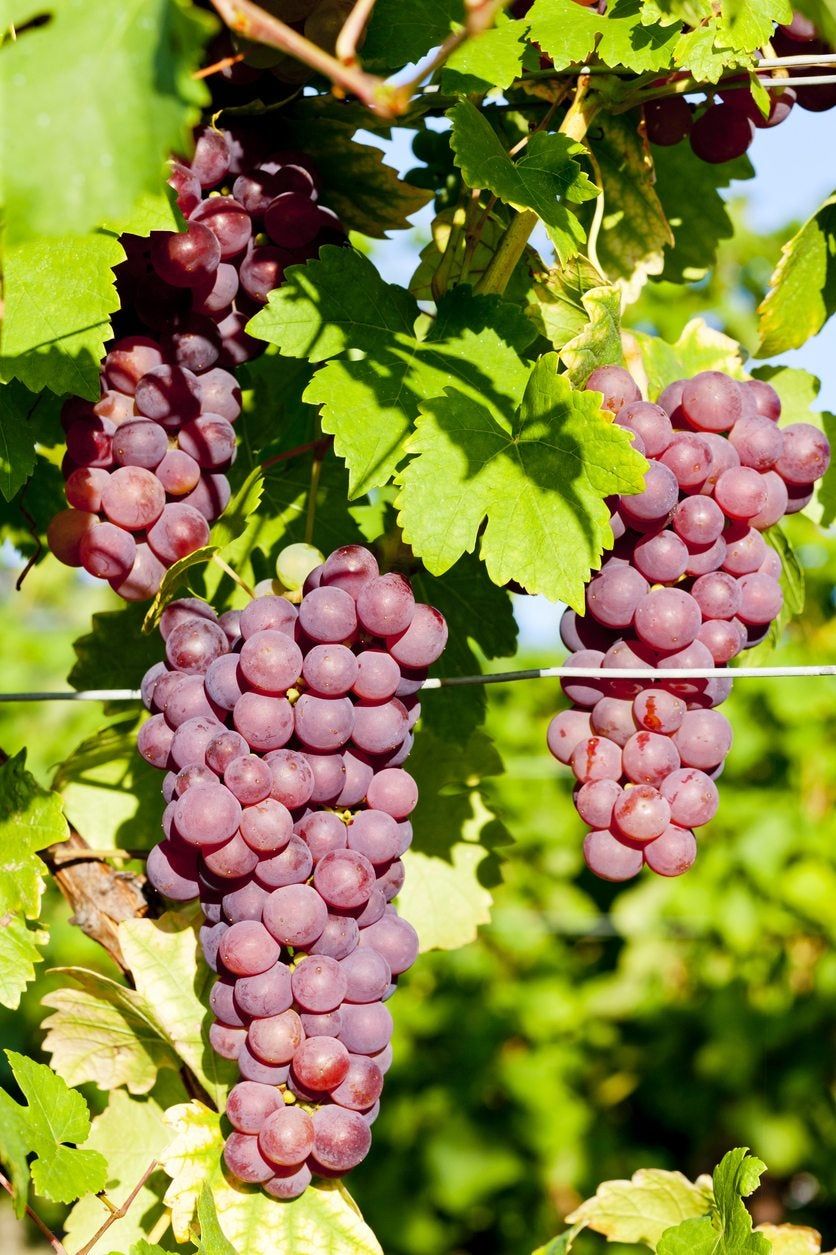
[137,545,448,1197]
[644,13,836,164]
[548,365,831,883]
[48,125,345,600]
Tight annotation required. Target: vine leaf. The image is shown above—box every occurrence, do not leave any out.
[627,318,745,398]
[525,256,609,352]
[42,968,183,1095]
[756,193,836,357]
[0,750,68,920]
[69,603,162,693]
[402,729,510,951]
[0,1051,108,1206]
[2,0,211,244]
[560,286,624,385]
[652,145,753,284]
[0,383,38,501]
[250,249,535,498]
[527,0,682,73]
[64,1083,182,1254]
[755,1223,836,1254]
[0,917,48,1013]
[362,0,463,68]
[448,101,598,263]
[441,17,529,93]
[119,910,237,1109]
[565,1165,711,1247]
[718,0,792,53]
[396,353,647,609]
[744,523,804,661]
[160,1100,384,1252]
[196,1183,238,1255]
[54,720,162,851]
[656,1148,770,1253]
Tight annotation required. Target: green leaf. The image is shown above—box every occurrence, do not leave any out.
[449,101,597,263]
[560,285,624,385]
[2,0,211,244]
[756,194,836,357]
[441,18,529,93]
[627,317,745,398]
[252,249,534,497]
[527,0,682,72]
[65,1082,182,1255]
[718,0,792,52]
[750,365,836,527]
[402,729,509,951]
[411,555,518,740]
[652,144,754,284]
[657,1149,771,1255]
[0,915,48,1011]
[120,909,237,1108]
[673,23,745,82]
[42,968,183,1095]
[362,0,463,68]
[0,1088,32,1219]
[0,749,68,919]
[0,233,123,400]
[54,721,162,851]
[410,204,538,307]
[69,603,161,693]
[744,523,805,661]
[525,256,609,351]
[2,1051,108,1204]
[0,382,37,501]
[396,353,647,608]
[277,99,432,238]
[197,1183,238,1255]
[161,1100,384,1252]
[566,1166,712,1246]
[583,113,672,301]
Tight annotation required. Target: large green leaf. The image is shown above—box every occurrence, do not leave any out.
[441,17,529,93]
[396,353,647,608]
[0,1051,108,1204]
[161,1100,384,1252]
[362,0,463,67]
[2,0,211,243]
[0,750,68,919]
[0,382,38,501]
[657,1149,771,1254]
[718,0,792,52]
[448,101,598,263]
[527,0,682,72]
[54,720,162,852]
[652,145,754,284]
[756,194,836,357]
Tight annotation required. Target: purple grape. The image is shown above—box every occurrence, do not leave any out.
[263,884,327,948]
[258,1106,315,1167]
[643,824,697,876]
[235,963,293,1018]
[583,829,643,880]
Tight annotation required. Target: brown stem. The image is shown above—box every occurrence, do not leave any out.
[49,848,148,866]
[15,481,42,592]
[335,0,378,67]
[193,51,245,79]
[73,1162,158,1255]
[260,436,332,472]
[208,0,390,113]
[0,1172,68,1254]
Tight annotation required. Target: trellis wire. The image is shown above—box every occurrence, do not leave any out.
[1,663,833,704]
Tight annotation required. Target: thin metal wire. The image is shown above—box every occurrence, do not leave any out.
[1,664,834,703]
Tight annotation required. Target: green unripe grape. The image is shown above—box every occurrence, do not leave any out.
[275,543,324,592]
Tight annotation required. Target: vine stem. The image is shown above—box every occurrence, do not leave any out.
[476,73,595,296]
[305,447,325,546]
[335,0,379,67]
[74,1162,158,1255]
[0,1172,67,1254]
[584,143,606,278]
[390,0,510,103]
[211,552,256,599]
[261,435,332,473]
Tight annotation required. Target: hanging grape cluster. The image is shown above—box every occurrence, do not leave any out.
[645,12,836,163]
[548,365,831,882]
[47,126,345,600]
[137,545,448,1197]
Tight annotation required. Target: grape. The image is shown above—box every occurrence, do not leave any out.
[332,1055,384,1112]
[586,566,648,629]
[692,571,740,620]
[387,604,448,666]
[351,700,408,755]
[267,749,315,808]
[615,401,674,456]
[294,694,355,751]
[583,829,643,881]
[205,728,249,774]
[351,654,399,707]
[264,192,323,248]
[259,1106,315,1167]
[302,644,358,695]
[681,371,743,431]
[672,495,724,546]
[722,526,766,576]
[620,461,678,529]
[147,504,210,565]
[697,618,745,664]
[150,221,221,288]
[737,572,783,624]
[320,545,380,598]
[218,921,280,977]
[166,618,228,674]
[190,196,252,259]
[265,1164,313,1199]
[644,96,692,145]
[263,884,327,947]
[79,521,136,581]
[622,731,680,786]
[560,649,606,709]
[66,415,114,467]
[714,467,768,520]
[643,825,697,876]
[292,1036,350,1091]
[775,422,831,484]
[239,630,303,694]
[356,573,414,635]
[248,1009,304,1064]
[673,709,733,770]
[613,785,670,843]
[729,415,784,471]
[366,768,418,819]
[338,1001,393,1055]
[660,433,713,492]
[575,778,622,828]
[336,752,374,809]
[632,689,686,734]
[191,128,232,187]
[155,449,201,497]
[178,415,236,469]
[590,697,637,748]
[240,798,293,853]
[223,1131,276,1184]
[235,963,293,1018]
[749,471,789,530]
[226,1081,283,1134]
[297,811,347,862]
[746,379,781,422]
[222,880,269,923]
[101,466,165,531]
[203,654,243,713]
[347,810,400,866]
[634,587,701,651]
[291,955,347,1012]
[304,752,346,803]
[192,261,239,316]
[633,529,688,583]
[299,586,357,643]
[204,833,260,879]
[684,536,726,578]
[65,466,110,513]
[585,366,642,414]
[312,1106,372,1172]
[104,337,164,394]
[255,836,313,888]
[237,1041,290,1085]
[661,768,719,828]
[173,781,241,847]
[309,914,360,960]
[690,104,755,163]
[166,315,221,373]
[146,840,199,900]
[700,433,741,489]
[314,850,376,909]
[233,693,294,752]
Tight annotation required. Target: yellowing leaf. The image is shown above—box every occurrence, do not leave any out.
[566,1166,712,1246]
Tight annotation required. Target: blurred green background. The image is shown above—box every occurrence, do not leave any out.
[1,202,835,1254]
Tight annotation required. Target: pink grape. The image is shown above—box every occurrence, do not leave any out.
[583,829,643,881]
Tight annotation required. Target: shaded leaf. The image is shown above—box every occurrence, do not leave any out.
[756,194,836,357]
[0,382,37,501]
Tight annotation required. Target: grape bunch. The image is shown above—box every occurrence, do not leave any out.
[136,545,448,1197]
[644,13,836,164]
[48,125,346,600]
[548,365,831,883]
